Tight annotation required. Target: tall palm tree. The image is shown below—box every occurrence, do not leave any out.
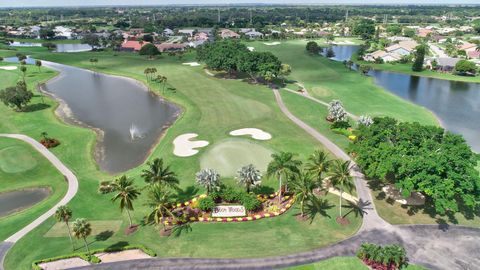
[290,171,317,217]
[195,168,220,195]
[20,65,27,82]
[35,60,42,72]
[236,164,262,193]
[141,158,179,188]
[111,175,141,227]
[267,152,302,205]
[144,68,151,80]
[305,150,331,187]
[145,183,175,230]
[72,218,92,253]
[329,160,355,218]
[54,205,74,250]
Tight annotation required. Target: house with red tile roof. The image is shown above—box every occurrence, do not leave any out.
[121,40,149,52]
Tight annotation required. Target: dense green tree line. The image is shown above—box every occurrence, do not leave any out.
[350,117,480,215]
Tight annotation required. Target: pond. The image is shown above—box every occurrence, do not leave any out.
[5,56,180,173]
[41,61,181,173]
[328,45,480,152]
[0,188,51,217]
[9,42,92,52]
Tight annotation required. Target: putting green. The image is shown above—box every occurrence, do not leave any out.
[0,146,38,173]
[200,139,273,177]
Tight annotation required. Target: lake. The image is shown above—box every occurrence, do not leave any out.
[327,45,480,152]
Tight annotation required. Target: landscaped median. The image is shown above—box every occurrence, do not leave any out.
[32,245,156,270]
[163,192,296,225]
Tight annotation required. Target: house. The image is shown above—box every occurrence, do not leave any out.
[129,28,144,35]
[219,29,240,39]
[417,28,433,38]
[239,28,255,34]
[385,40,418,56]
[434,57,461,72]
[121,40,149,52]
[186,39,208,48]
[178,29,195,37]
[458,42,477,53]
[467,50,480,59]
[155,43,186,52]
[54,26,73,39]
[191,32,209,41]
[364,50,402,62]
[163,28,174,36]
[387,36,413,43]
[197,28,213,35]
[244,30,264,39]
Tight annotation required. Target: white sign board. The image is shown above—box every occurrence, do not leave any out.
[211,205,246,218]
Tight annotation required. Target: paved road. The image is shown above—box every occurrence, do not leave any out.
[0,134,78,270]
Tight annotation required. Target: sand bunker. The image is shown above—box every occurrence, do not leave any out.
[247,46,255,51]
[0,66,17,70]
[182,62,201,67]
[382,184,425,205]
[230,128,272,140]
[39,257,90,270]
[263,42,281,46]
[95,249,152,263]
[173,133,209,157]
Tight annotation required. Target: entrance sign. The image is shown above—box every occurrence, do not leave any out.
[212,205,246,217]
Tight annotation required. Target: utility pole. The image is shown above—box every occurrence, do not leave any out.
[250,9,253,25]
[217,8,221,23]
[345,10,349,22]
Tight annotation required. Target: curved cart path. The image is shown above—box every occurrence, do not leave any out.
[75,90,480,270]
[0,134,78,270]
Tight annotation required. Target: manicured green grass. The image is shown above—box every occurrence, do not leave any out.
[44,220,122,238]
[355,59,480,83]
[251,40,438,126]
[287,256,429,270]
[200,138,273,177]
[0,49,362,269]
[0,137,67,241]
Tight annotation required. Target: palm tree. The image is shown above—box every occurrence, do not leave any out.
[72,218,92,253]
[144,68,151,81]
[145,183,175,230]
[267,152,302,205]
[236,164,262,193]
[329,160,355,218]
[20,65,27,82]
[290,171,317,217]
[54,205,74,250]
[305,150,330,187]
[195,168,220,195]
[89,58,98,67]
[35,59,42,72]
[111,175,141,227]
[141,158,179,188]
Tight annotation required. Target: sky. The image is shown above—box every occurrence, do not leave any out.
[0,0,479,8]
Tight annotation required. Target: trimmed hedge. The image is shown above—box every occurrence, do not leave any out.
[31,244,156,269]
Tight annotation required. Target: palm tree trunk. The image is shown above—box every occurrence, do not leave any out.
[278,175,282,206]
[300,199,304,216]
[66,221,75,251]
[126,209,133,227]
[83,237,90,253]
[339,190,343,217]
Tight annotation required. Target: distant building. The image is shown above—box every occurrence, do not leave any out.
[178,29,195,37]
[54,26,73,39]
[219,29,240,39]
[155,43,186,52]
[163,28,174,36]
[121,40,149,52]
[434,57,461,72]
[129,28,144,35]
[417,28,433,38]
[364,50,402,62]
[385,40,418,56]
[244,30,264,39]
[458,42,477,53]
[467,50,480,59]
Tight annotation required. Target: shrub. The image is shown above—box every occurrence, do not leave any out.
[356,243,407,270]
[221,187,242,202]
[454,60,477,75]
[331,121,351,129]
[198,196,216,211]
[331,128,352,137]
[240,194,261,212]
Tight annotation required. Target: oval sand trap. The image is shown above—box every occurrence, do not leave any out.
[173,133,209,157]
[230,128,272,140]
[200,139,273,177]
[0,66,18,70]
[182,62,201,67]
[263,42,281,46]
[0,146,38,173]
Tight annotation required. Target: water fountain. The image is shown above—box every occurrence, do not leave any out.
[129,124,144,140]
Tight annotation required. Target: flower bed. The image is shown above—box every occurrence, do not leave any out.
[39,138,60,148]
[162,192,295,225]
